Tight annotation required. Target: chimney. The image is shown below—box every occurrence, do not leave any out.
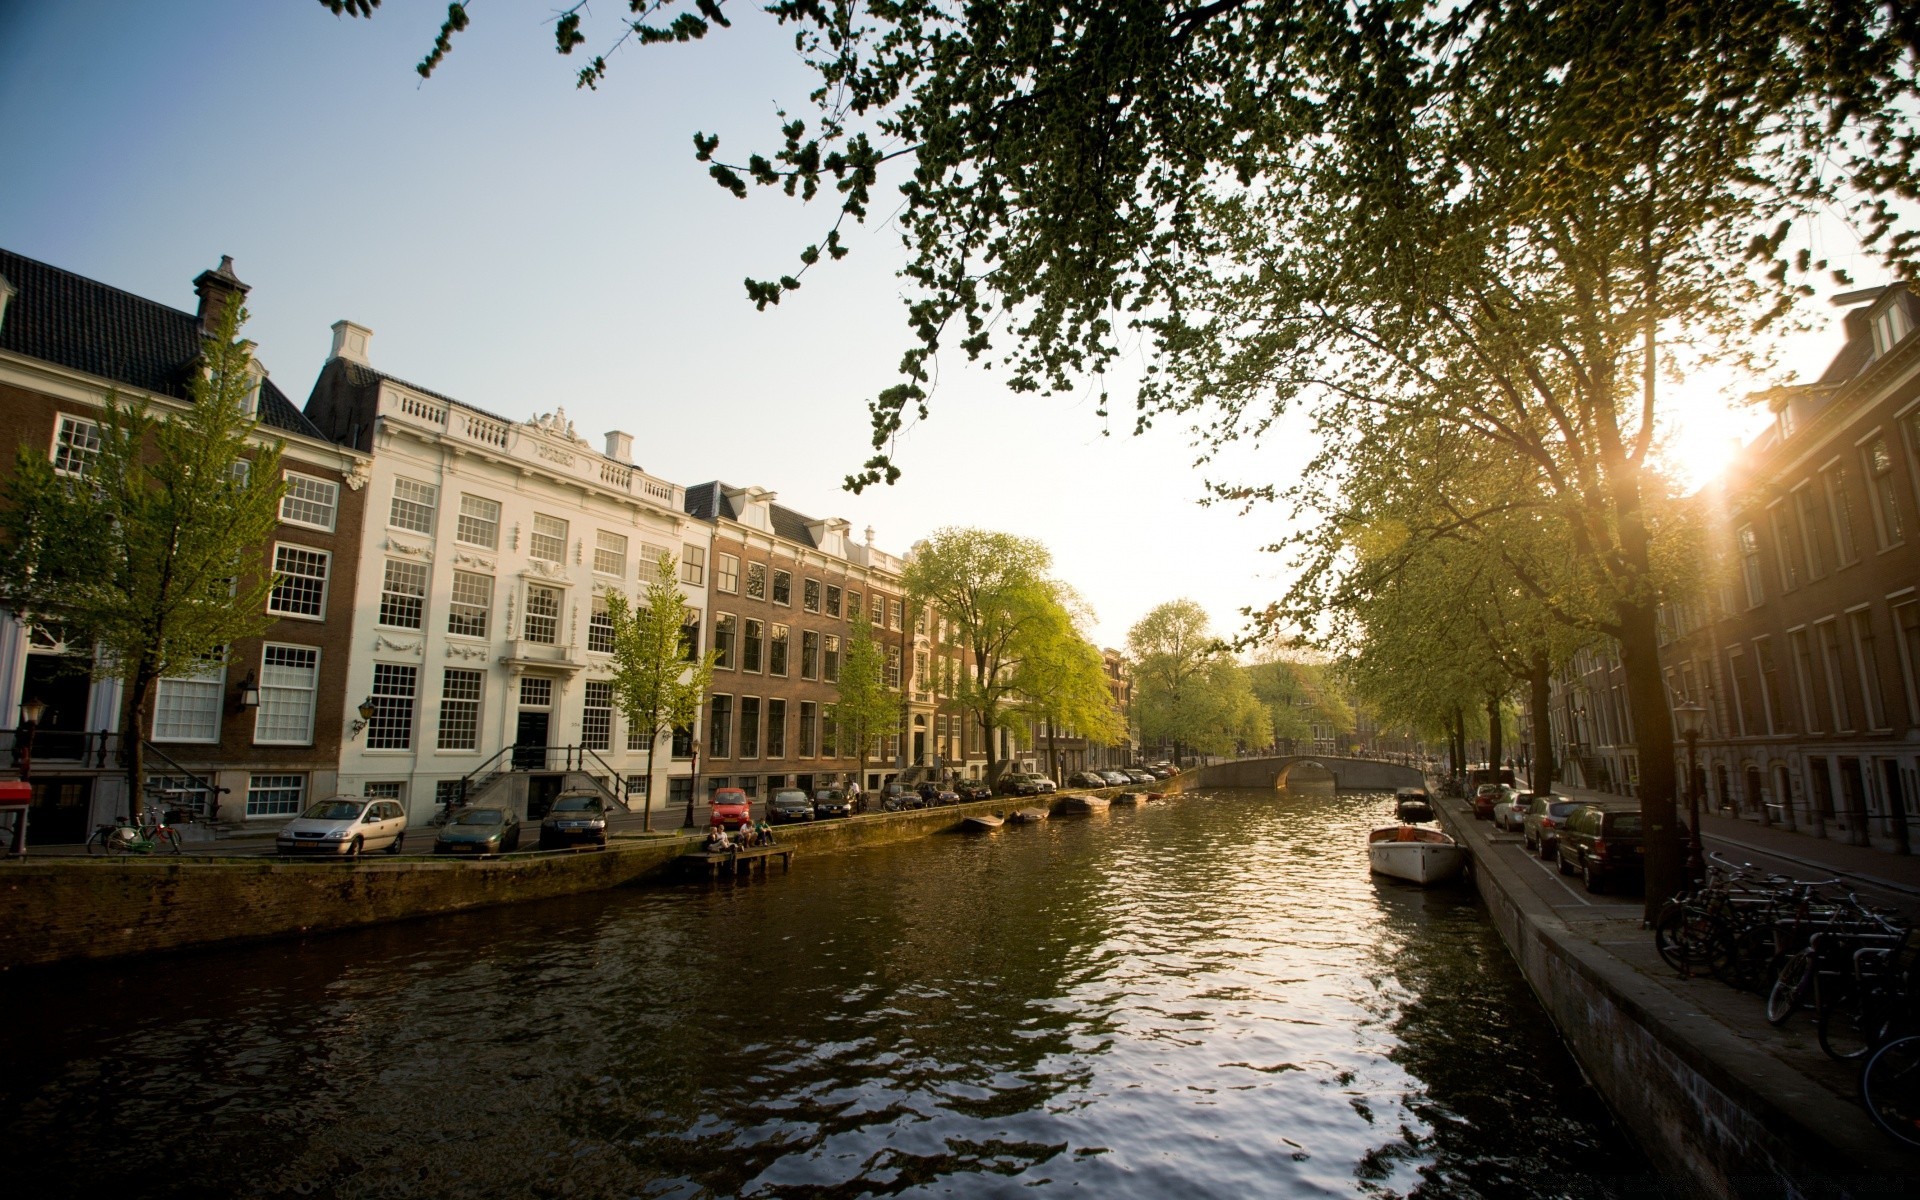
[192,255,250,335]
[329,320,372,365]
[0,273,14,336]
[604,430,633,463]
[240,343,266,417]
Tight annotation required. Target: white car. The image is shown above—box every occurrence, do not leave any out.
[276,797,409,856]
[1493,787,1529,831]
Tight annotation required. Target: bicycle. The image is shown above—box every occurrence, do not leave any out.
[1861,1034,1920,1150]
[87,811,183,855]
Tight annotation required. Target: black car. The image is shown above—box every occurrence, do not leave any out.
[954,781,992,802]
[538,792,609,849]
[769,790,816,824]
[996,773,1041,796]
[1067,771,1106,788]
[813,789,853,819]
[1556,804,1644,893]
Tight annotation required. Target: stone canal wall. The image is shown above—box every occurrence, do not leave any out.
[0,796,1044,971]
[1435,803,1909,1196]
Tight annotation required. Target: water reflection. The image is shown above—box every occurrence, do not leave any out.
[0,789,1650,1198]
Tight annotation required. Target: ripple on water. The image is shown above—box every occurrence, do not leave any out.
[0,789,1651,1198]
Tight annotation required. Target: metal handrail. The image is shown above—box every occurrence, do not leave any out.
[139,739,229,820]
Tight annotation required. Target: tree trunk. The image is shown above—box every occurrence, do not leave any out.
[1528,652,1555,795]
[642,730,657,832]
[124,665,155,821]
[1046,719,1059,784]
[1617,600,1681,917]
[1486,693,1503,774]
[1450,706,1464,783]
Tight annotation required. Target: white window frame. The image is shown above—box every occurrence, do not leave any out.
[366,663,418,751]
[717,553,740,594]
[279,471,339,531]
[378,559,430,629]
[681,544,707,586]
[523,584,562,645]
[530,514,570,564]
[254,643,320,746]
[1859,428,1907,550]
[152,659,226,744]
[50,414,102,477]
[389,476,438,534]
[456,493,501,549]
[447,570,493,639]
[594,530,628,577]
[245,774,307,818]
[438,667,484,751]
[267,543,331,620]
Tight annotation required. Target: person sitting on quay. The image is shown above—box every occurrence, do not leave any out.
[753,817,774,846]
[705,826,732,854]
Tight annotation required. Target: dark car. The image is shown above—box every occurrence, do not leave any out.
[1522,794,1583,859]
[769,789,816,824]
[1098,770,1132,787]
[1067,771,1106,788]
[813,789,853,819]
[996,773,1042,796]
[434,806,521,855]
[1471,783,1505,820]
[954,781,992,802]
[1556,805,1644,893]
[1123,769,1157,785]
[538,792,609,850]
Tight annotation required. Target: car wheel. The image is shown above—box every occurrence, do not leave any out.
[1523,833,1535,852]
[386,832,404,855]
[1558,849,1573,875]
[1584,862,1604,893]
[349,835,364,858]
[1538,840,1554,861]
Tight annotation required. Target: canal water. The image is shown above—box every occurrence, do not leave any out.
[1,789,1653,1198]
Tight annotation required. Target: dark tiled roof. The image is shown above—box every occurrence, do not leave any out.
[683,481,720,520]
[769,504,818,548]
[1815,308,1874,385]
[0,247,328,441]
[683,482,821,548]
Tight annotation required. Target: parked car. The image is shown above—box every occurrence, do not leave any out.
[1098,770,1132,787]
[277,797,409,856]
[769,790,816,824]
[1492,786,1529,831]
[996,773,1042,796]
[538,792,609,850]
[1556,804,1644,893]
[434,805,521,855]
[1470,783,1507,820]
[813,789,853,819]
[935,789,961,805]
[709,788,752,831]
[1067,771,1107,788]
[1522,795,1583,858]
[954,781,992,802]
[1149,765,1177,779]
[1124,769,1157,785]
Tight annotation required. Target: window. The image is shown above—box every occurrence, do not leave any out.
[154,659,225,742]
[435,779,465,809]
[595,530,628,577]
[1791,628,1823,735]
[681,615,701,663]
[588,600,615,654]
[742,618,763,673]
[769,624,789,676]
[717,554,740,593]
[1818,619,1854,731]
[739,697,760,758]
[448,571,492,638]
[530,514,569,563]
[824,634,840,683]
[801,630,819,679]
[915,650,930,697]
[746,562,766,599]
[438,668,483,750]
[628,716,651,751]
[389,477,437,533]
[916,608,928,636]
[246,774,306,818]
[671,723,694,758]
[51,415,102,476]
[714,613,736,669]
[367,663,417,750]
[1872,300,1913,356]
[681,545,706,586]
[848,591,862,621]
[255,644,319,744]
[1865,435,1906,547]
[625,774,650,802]
[268,545,329,618]
[520,676,552,707]
[280,472,338,530]
[821,706,837,758]
[637,542,672,582]
[378,559,429,629]
[669,776,693,808]
[804,578,821,613]
[886,645,902,689]
[710,694,732,757]
[1755,637,1789,734]
[773,569,792,605]
[889,598,902,630]
[799,701,817,757]
[583,681,613,751]
[1737,525,1764,608]
[1897,600,1920,725]
[1824,462,1860,566]
[1768,504,1799,592]
[456,494,501,548]
[1793,484,1827,580]
[826,585,841,617]
[364,782,404,801]
[1850,608,1890,729]
[524,585,561,644]
[767,699,786,757]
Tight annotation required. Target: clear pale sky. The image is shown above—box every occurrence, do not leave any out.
[0,2,1867,649]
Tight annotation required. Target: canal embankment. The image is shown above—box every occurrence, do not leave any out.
[1434,794,1920,1195]
[0,792,1109,971]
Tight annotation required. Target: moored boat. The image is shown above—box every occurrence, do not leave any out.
[1053,794,1110,816]
[1008,808,1049,824]
[1367,825,1466,885]
[1113,792,1143,805]
[962,813,1005,831]
[1394,788,1435,824]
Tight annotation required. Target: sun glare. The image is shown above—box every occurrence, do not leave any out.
[1656,377,1775,494]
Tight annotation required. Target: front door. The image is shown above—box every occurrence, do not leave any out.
[21,652,93,762]
[514,711,550,770]
[913,732,926,766]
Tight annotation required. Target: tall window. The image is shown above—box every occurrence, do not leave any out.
[804,579,821,612]
[448,571,492,637]
[51,415,102,477]
[772,569,792,605]
[821,706,838,758]
[153,658,224,742]
[681,545,706,586]
[530,514,569,563]
[1818,619,1854,731]
[390,477,438,533]
[280,472,338,531]
[742,618,763,673]
[798,701,817,757]
[524,585,561,644]
[739,697,761,758]
[717,554,740,593]
[767,699,787,757]
[826,585,841,617]
[1767,504,1799,592]
[637,542,672,582]
[1824,462,1860,566]
[268,545,329,618]
[1793,484,1827,579]
[255,644,319,744]
[847,591,862,621]
[437,668,483,750]
[594,530,628,577]
[714,613,736,669]
[671,723,694,758]
[1754,636,1789,734]
[710,694,732,757]
[379,559,429,628]
[1865,435,1906,547]
[1790,628,1823,734]
[583,681,613,750]
[889,598,902,630]
[886,645,902,689]
[769,624,790,676]
[588,600,615,654]
[1850,608,1890,729]
[456,494,500,548]
[823,634,840,683]
[801,630,819,679]
[1896,600,1920,725]
[1736,525,1764,607]
[367,663,417,750]
[246,774,306,818]
[746,562,766,599]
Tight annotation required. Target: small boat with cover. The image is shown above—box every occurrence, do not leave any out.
[1367,824,1466,885]
[1008,808,1049,824]
[962,813,1005,832]
[1394,787,1435,823]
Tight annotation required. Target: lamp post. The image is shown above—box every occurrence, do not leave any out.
[1674,701,1706,881]
[17,696,47,781]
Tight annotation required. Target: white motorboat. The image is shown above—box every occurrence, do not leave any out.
[1368,825,1466,885]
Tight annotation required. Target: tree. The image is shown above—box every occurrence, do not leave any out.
[0,298,287,817]
[1126,600,1215,763]
[903,527,1056,776]
[606,552,719,830]
[1010,594,1124,782]
[1246,654,1353,753]
[835,612,898,776]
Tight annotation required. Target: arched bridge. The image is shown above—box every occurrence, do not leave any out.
[1177,756,1425,793]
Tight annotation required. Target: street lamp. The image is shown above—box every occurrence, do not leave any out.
[1674,700,1707,880]
[684,745,701,829]
[350,697,376,737]
[235,671,261,711]
[17,697,47,781]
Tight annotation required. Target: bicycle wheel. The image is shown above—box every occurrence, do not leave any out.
[1861,1035,1920,1150]
[156,827,182,854]
[102,828,129,855]
[1817,985,1881,1061]
[1767,952,1813,1026]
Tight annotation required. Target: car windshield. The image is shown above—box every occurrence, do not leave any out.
[454,810,505,826]
[1609,814,1643,835]
[1548,802,1580,817]
[302,800,364,821]
[551,796,598,812]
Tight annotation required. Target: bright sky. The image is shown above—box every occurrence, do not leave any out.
[0,3,1877,647]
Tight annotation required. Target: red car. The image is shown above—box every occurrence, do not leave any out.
[709,787,752,831]
[1471,783,1504,820]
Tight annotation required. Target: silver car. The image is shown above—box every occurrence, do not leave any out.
[277,797,409,856]
[1492,786,1528,831]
